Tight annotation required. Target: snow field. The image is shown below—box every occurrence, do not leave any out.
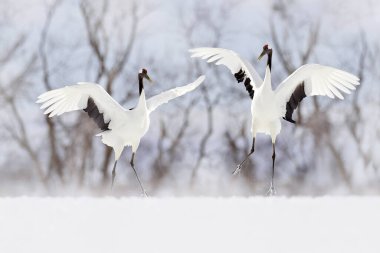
[0,197,379,253]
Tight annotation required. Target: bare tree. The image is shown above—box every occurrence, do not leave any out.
[0,36,44,183]
[39,0,65,182]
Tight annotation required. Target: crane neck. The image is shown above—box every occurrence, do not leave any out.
[262,65,272,92]
[138,74,144,95]
[267,50,272,71]
[261,49,273,92]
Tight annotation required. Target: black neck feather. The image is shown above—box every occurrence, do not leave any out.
[267,50,272,71]
[138,74,144,95]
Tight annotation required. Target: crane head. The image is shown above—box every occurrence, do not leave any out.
[139,68,152,83]
[258,44,272,61]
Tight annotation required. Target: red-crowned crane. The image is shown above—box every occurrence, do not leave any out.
[37,69,205,196]
[190,45,359,195]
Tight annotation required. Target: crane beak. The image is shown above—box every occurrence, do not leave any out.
[145,74,153,84]
[258,50,266,61]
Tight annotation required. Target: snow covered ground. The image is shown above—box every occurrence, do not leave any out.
[0,197,379,253]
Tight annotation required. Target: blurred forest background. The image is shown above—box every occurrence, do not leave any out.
[0,0,379,196]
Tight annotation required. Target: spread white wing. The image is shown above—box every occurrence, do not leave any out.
[189,47,262,89]
[36,82,125,128]
[275,64,360,106]
[146,75,205,113]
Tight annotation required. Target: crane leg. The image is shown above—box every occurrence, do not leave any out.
[267,142,276,196]
[111,160,118,189]
[130,153,148,197]
[233,137,255,175]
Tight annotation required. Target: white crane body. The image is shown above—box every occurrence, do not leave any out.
[37,71,205,194]
[96,91,150,160]
[251,66,282,141]
[190,45,359,195]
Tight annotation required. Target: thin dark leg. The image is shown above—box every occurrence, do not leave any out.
[267,143,276,196]
[233,137,255,175]
[130,153,148,197]
[111,160,117,189]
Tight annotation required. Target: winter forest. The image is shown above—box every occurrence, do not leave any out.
[0,0,379,197]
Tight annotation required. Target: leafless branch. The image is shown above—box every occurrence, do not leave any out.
[38,0,65,181]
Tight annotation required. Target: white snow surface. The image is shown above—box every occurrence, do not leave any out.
[0,197,379,253]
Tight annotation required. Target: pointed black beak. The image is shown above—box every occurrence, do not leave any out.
[144,74,153,83]
[258,50,266,61]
